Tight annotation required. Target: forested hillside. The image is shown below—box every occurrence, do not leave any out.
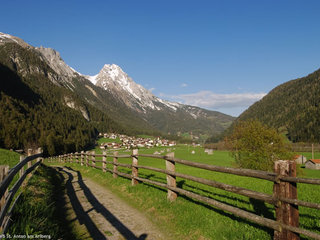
[0,43,124,155]
[237,68,320,142]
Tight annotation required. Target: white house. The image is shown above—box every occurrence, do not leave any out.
[293,155,307,164]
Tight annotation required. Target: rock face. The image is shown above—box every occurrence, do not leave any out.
[35,46,78,79]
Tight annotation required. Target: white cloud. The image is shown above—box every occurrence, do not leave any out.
[181,83,188,87]
[166,91,266,110]
[148,87,155,92]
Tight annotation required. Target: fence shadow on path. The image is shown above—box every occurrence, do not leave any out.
[56,167,107,240]
[63,166,148,240]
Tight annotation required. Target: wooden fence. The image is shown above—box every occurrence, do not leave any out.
[0,148,43,233]
[47,150,320,240]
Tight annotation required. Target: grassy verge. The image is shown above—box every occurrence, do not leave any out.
[0,148,20,167]
[7,164,87,239]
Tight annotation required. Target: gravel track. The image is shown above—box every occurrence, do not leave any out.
[56,166,168,240]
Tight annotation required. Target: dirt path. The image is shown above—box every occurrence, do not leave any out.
[55,166,169,240]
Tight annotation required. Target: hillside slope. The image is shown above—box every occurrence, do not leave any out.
[0,42,125,154]
[237,68,320,142]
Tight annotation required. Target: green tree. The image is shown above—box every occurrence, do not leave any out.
[227,120,292,171]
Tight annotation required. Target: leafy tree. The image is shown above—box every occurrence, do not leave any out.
[226,120,292,171]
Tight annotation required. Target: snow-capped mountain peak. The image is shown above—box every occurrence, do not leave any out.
[85,64,181,113]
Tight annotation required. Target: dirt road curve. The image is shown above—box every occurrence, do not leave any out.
[56,166,169,240]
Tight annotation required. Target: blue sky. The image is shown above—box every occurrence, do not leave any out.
[1,0,320,116]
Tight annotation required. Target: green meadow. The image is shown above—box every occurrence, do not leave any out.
[47,143,320,239]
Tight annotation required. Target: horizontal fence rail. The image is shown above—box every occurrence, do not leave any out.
[47,150,320,240]
[0,148,43,233]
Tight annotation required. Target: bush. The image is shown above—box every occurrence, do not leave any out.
[226,120,292,171]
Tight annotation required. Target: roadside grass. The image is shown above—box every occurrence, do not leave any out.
[0,148,20,167]
[7,164,88,240]
[0,148,21,189]
[47,145,320,239]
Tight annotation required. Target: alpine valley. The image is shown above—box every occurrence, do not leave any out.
[0,32,234,155]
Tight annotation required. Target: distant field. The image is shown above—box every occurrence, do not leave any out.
[47,143,320,239]
[96,137,121,145]
[297,151,320,160]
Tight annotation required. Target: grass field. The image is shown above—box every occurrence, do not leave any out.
[96,137,121,145]
[47,144,320,240]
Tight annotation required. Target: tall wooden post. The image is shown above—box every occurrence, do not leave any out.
[113,151,118,178]
[80,151,84,166]
[166,152,177,201]
[132,149,139,186]
[37,148,42,163]
[102,151,107,173]
[85,151,89,167]
[91,151,96,168]
[19,155,25,178]
[27,149,32,169]
[312,143,314,160]
[273,160,299,240]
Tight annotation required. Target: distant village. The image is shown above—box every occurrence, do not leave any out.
[98,133,177,150]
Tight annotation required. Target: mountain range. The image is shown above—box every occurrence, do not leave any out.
[0,32,234,154]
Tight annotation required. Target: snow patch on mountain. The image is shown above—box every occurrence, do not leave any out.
[0,32,31,48]
[87,74,99,85]
[0,32,18,43]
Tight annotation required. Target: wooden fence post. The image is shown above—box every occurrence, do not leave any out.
[19,155,25,178]
[166,152,177,201]
[113,151,118,178]
[27,149,32,169]
[75,152,79,164]
[70,153,73,163]
[91,151,95,168]
[102,151,107,173]
[273,160,299,240]
[80,151,84,166]
[86,151,89,167]
[0,165,9,231]
[132,149,139,186]
[37,148,42,163]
